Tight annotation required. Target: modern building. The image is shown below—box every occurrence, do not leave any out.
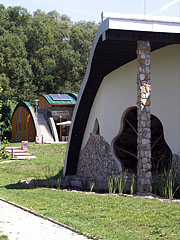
[11,93,77,143]
[63,13,180,193]
[38,93,77,141]
[11,101,39,142]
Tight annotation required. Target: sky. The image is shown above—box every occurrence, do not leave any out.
[0,0,180,23]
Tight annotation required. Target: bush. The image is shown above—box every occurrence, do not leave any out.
[0,147,11,162]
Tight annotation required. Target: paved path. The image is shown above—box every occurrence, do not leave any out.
[0,199,90,240]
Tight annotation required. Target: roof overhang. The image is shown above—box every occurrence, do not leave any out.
[64,13,180,176]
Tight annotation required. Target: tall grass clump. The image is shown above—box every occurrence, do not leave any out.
[89,181,95,192]
[118,172,127,194]
[164,169,176,199]
[107,174,116,194]
[153,169,178,199]
[130,174,135,195]
[107,172,127,194]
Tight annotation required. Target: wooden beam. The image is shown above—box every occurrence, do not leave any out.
[115,147,137,159]
[151,134,163,150]
[125,119,138,135]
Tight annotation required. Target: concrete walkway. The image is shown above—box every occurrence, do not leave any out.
[0,199,91,240]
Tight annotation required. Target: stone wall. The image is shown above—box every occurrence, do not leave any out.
[171,154,180,182]
[68,133,180,192]
[76,134,137,192]
[76,134,121,190]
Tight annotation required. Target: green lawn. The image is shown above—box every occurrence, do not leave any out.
[0,143,180,240]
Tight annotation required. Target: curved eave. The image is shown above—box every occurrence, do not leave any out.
[11,101,32,120]
[11,101,40,137]
[68,93,78,101]
[64,17,180,176]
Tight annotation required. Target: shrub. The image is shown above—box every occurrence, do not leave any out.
[0,147,11,162]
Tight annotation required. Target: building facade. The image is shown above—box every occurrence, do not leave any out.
[64,14,180,193]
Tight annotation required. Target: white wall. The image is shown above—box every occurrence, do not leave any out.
[81,44,180,155]
[151,44,180,154]
[82,59,137,147]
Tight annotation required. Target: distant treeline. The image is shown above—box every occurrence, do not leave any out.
[0,4,98,139]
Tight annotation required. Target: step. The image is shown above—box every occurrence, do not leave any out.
[16,156,37,159]
[10,153,34,156]
[6,150,24,153]
[5,147,21,150]
[5,147,37,160]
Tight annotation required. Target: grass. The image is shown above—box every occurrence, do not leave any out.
[0,143,180,240]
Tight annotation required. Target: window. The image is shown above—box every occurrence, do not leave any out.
[113,107,172,174]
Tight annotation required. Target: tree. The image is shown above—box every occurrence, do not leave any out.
[26,10,82,93]
[0,84,2,121]
[26,13,61,93]
[70,21,99,79]
[0,5,36,139]
[0,32,36,102]
[0,5,99,140]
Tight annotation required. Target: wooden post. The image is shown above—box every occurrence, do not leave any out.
[67,125,69,136]
[59,116,62,141]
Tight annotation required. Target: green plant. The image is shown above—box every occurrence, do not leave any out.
[153,170,178,199]
[130,174,135,195]
[107,173,128,194]
[57,177,61,190]
[0,147,11,162]
[118,172,127,194]
[89,181,95,192]
[114,176,119,193]
[107,175,113,194]
[107,174,118,194]
[118,175,123,194]
[164,169,176,199]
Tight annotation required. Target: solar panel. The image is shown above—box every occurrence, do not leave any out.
[49,94,71,101]
[59,94,71,101]
[49,94,61,101]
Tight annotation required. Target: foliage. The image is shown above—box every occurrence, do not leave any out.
[0,84,2,121]
[0,4,98,140]
[107,173,127,194]
[130,174,135,195]
[152,170,179,199]
[164,169,176,199]
[0,144,180,240]
[89,181,95,192]
[118,173,127,194]
[0,147,11,162]
[107,174,116,193]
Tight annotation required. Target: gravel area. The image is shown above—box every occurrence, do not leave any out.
[0,199,90,240]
